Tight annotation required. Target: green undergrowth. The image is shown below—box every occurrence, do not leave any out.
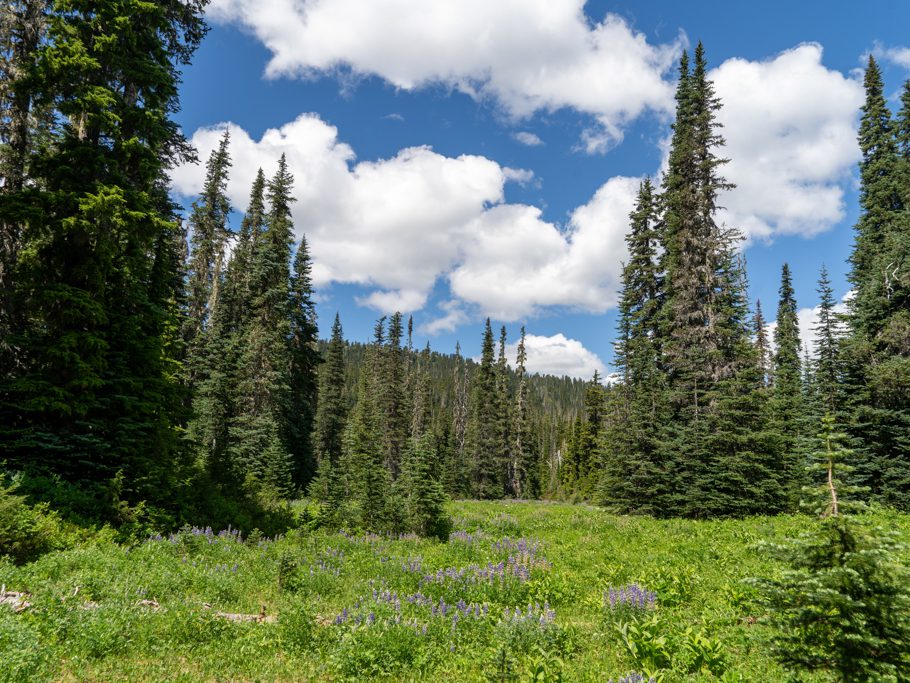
[1,501,908,682]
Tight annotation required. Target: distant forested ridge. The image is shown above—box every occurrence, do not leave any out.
[0,1,907,534]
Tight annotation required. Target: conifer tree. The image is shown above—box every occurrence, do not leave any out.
[343,323,392,529]
[510,327,531,498]
[230,155,295,495]
[314,313,347,467]
[287,236,320,487]
[410,342,432,439]
[770,263,803,504]
[496,326,512,494]
[184,131,231,353]
[754,415,910,681]
[401,432,451,539]
[0,0,207,503]
[0,0,49,375]
[813,266,842,416]
[379,312,409,479]
[753,300,771,386]
[468,319,501,498]
[603,177,667,513]
[654,43,772,517]
[452,341,470,495]
[842,57,910,507]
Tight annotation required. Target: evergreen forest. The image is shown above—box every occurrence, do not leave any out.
[1,3,909,681]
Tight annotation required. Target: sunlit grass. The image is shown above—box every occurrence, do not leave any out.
[2,501,908,681]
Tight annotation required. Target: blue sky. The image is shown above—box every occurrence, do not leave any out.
[170,0,910,379]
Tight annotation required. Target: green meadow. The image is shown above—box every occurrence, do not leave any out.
[2,501,908,682]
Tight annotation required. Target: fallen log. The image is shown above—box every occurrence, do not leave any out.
[0,585,31,612]
[204,603,276,624]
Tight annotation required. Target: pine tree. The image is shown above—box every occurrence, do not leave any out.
[753,415,910,681]
[314,313,347,466]
[287,236,320,487]
[510,327,532,498]
[184,131,232,356]
[343,322,392,530]
[468,319,501,498]
[0,0,49,375]
[770,263,804,506]
[603,177,668,513]
[452,341,469,496]
[230,155,296,496]
[378,312,408,479]
[0,1,207,506]
[813,265,842,416]
[410,342,432,439]
[753,300,771,386]
[401,432,451,539]
[496,326,512,495]
[648,43,773,518]
[842,57,910,508]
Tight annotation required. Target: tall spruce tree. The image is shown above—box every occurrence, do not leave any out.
[452,341,470,496]
[468,319,501,498]
[287,236,320,487]
[0,0,207,508]
[603,178,667,513]
[0,0,49,377]
[771,263,804,506]
[813,265,842,416]
[658,43,760,516]
[510,327,531,498]
[496,326,512,495]
[343,319,392,529]
[184,131,231,357]
[843,57,910,508]
[230,155,295,495]
[314,313,347,467]
[378,312,408,479]
[753,300,771,387]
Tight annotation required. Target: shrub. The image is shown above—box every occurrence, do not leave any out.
[0,476,67,563]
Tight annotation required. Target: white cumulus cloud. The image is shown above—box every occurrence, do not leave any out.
[873,42,910,70]
[207,0,680,149]
[513,131,544,146]
[506,333,606,380]
[173,115,639,322]
[449,176,639,320]
[172,116,522,314]
[711,44,864,241]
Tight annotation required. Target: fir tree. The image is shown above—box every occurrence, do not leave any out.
[753,415,910,682]
[410,342,432,439]
[842,57,910,508]
[452,341,469,496]
[230,155,296,495]
[468,319,501,498]
[496,326,512,494]
[184,130,232,359]
[314,313,347,467]
[0,0,49,375]
[603,177,667,513]
[771,263,804,506]
[813,265,842,416]
[344,324,392,529]
[0,0,207,505]
[401,433,451,539]
[287,236,320,487]
[510,327,532,498]
[753,300,771,386]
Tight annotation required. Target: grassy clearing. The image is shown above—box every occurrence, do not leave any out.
[2,501,908,682]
